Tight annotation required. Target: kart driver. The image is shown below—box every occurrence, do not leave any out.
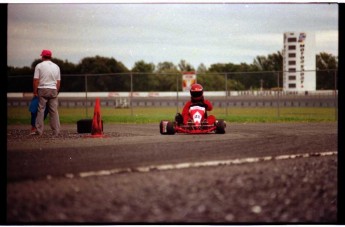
[176,83,216,125]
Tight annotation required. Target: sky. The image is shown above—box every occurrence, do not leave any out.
[7,3,338,69]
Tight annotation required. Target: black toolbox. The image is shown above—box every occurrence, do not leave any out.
[77,119,104,133]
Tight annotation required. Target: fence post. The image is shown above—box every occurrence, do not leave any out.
[85,74,88,118]
[225,73,228,116]
[334,70,338,121]
[277,71,280,118]
[130,71,133,117]
[176,73,179,113]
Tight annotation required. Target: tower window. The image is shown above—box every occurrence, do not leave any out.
[289,53,296,58]
[289,83,296,88]
[288,37,297,42]
[289,76,296,80]
[288,45,296,50]
[288,61,296,65]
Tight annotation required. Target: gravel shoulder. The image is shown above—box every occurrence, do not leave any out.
[7,154,337,223]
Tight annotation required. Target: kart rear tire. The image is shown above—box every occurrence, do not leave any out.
[215,119,226,134]
[159,121,165,134]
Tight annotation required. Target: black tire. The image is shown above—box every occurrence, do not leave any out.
[166,121,176,135]
[77,119,103,133]
[215,119,226,134]
[160,120,175,135]
[159,121,165,134]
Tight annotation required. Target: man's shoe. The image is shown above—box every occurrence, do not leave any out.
[30,127,37,135]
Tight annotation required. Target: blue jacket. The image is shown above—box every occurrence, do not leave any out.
[29,96,39,113]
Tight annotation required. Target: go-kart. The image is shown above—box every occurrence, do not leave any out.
[159,104,226,135]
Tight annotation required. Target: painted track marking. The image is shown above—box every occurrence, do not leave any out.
[61,151,337,179]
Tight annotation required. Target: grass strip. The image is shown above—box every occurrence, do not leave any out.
[7,106,337,125]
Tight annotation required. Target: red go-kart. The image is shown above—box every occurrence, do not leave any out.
[159,104,226,135]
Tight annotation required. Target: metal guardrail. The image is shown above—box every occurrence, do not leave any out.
[7,95,337,108]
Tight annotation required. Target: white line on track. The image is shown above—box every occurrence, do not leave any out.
[62,151,337,179]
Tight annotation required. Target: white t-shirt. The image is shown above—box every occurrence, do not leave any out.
[34,60,61,89]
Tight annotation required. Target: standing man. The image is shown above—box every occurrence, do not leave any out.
[33,49,61,136]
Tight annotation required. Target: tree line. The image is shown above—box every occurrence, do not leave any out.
[7,51,338,92]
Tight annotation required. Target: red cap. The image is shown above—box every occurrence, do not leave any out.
[40,49,52,57]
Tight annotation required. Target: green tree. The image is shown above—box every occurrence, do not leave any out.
[7,66,34,92]
[76,56,129,92]
[132,60,155,91]
[227,79,245,91]
[208,63,248,90]
[156,61,178,73]
[253,51,283,71]
[316,52,338,70]
[268,51,283,71]
[7,66,33,75]
[252,51,283,89]
[253,56,270,71]
[30,58,79,74]
[197,63,207,74]
[155,61,179,91]
[178,59,195,72]
[197,73,226,91]
[316,52,338,90]
[208,63,236,73]
[77,55,127,74]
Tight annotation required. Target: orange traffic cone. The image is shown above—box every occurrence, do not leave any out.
[91,98,103,137]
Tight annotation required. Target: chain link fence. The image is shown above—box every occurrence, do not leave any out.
[8,70,338,120]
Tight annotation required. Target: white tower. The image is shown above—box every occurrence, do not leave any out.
[283,32,316,92]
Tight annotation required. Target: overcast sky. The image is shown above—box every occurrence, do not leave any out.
[7,3,338,69]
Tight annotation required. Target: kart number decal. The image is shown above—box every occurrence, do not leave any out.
[193,111,202,123]
[189,106,205,124]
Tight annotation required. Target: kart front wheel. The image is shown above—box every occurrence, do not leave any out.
[160,120,176,135]
[215,119,226,134]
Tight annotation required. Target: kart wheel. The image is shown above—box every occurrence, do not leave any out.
[215,119,226,134]
[166,121,176,135]
[160,120,175,135]
[159,120,166,134]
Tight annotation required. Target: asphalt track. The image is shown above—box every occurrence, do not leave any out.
[7,122,338,223]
